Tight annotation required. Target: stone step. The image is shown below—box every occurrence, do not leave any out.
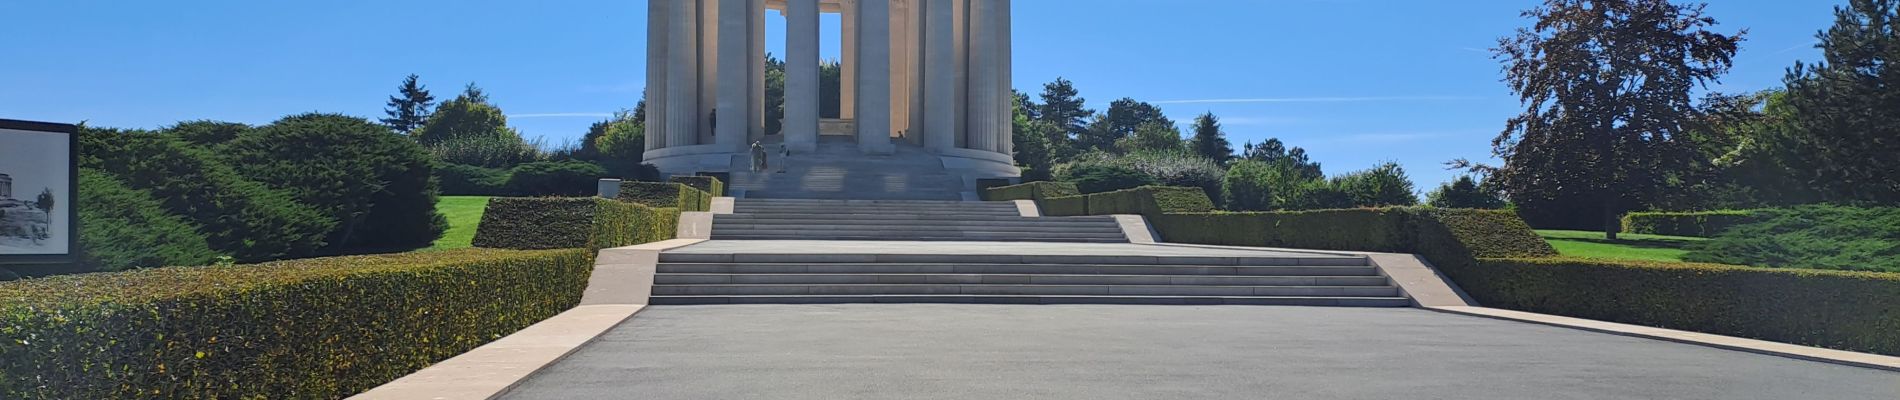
[654,273,1393,286]
[737,199,994,206]
[741,192,965,201]
[656,263,1378,276]
[711,225,1124,233]
[648,295,1412,307]
[651,284,1402,297]
[657,253,1371,266]
[709,235,1129,243]
[712,214,1107,222]
[732,206,1018,213]
[711,229,1125,237]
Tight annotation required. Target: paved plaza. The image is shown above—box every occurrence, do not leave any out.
[501,304,1897,400]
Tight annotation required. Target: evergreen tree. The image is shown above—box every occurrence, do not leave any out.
[1035,78,1093,147]
[1011,113,1057,181]
[1487,0,1741,237]
[820,60,842,118]
[1079,98,1171,153]
[1188,112,1234,163]
[1777,0,1900,204]
[380,74,436,134]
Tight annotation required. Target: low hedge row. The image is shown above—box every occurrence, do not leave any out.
[471,197,679,251]
[617,182,713,212]
[1040,186,1215,217]
[668,176,726,197]
[1148,208,1557,264]
[1621,210,1764,237]
[982,181,1080,202]
[1453,257,1900,356]
[0,248,592,399]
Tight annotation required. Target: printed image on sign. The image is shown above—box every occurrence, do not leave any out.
[0,126,73,255]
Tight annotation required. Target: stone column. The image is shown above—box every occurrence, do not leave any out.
[922,0,957,152]
[665,0,701,148]
[645,0,669,150]
[997,0,1014,156]
[716,0,752,152]
[952,0,969,149]
[967,0,999,152]
[855,0,893,154]
[750,0,766,142]
[784,0,819,152]
[840,0,857,120]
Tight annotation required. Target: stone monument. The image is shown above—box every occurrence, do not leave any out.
[641,0,1018,183]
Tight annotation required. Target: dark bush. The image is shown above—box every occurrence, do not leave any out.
[669,176,726,197]
[982,181,1080,202]
[164,120,251,147]
[1147,208,1555,269]
[72,169,223,271]
[616,182,712,211]
[226,113,447,252]
[1060,164,1155,194]
[0,248,591,399]
[507,161,607,197]
[471,197,678,251]
[1684,205,1900,272]
[1279,179,1353,210]
[79,128,333,262]
[1057,150,1225,204]
[437,163,513,196]
[1332,161,1418,207]
[1621,209,1763,237]
[1426,175,1507,209]
[1457,257,1900,356]
[1040,186,1215,217]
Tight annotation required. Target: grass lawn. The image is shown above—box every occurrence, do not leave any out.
[1536,230,1707,262]
[426,196,491,251]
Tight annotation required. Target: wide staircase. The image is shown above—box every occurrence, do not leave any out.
[727,137,964,200]
[711,198,1128,242]
[648,251,1409,306]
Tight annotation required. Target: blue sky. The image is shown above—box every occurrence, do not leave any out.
[0,0,1839,188]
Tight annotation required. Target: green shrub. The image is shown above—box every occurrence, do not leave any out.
[1059,164,1156,194]
[471,197,678,251]
[1039,186,1215,217]
[79,128,333,262]
[1148,208,1554,269]
[73,169,223,271]
[983,181,1080,202]
[437,163,513,196]
[1222,160,1276,211]
[1456,257,1900,356]
[1280,179,1353,210]
[164,120,251,147]
[1621,209,1763,237]
[616,182,712,211]
[1332,161,1418,207]
[1426,175,1507,209]
[1056,150,1224,202]
[669,176,726,197]
[1042,195,1089,216]
[426,134,542,168]
[0,248,591,399]
[508,160,607,197]
[226,113,447,252]
[1684,205,1900,272]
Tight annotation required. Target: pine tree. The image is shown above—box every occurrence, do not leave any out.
[1035,78,1093,148]
[1778,0,1900,204]
[380,74,435,134]
[1188,112,1234,163]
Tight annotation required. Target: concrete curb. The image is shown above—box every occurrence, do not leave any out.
[1425,306,1900,373]
[1012,199,1040,217]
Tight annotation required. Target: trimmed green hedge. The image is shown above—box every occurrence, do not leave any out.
[1455,257,1900,356]
[1622,210,1764,237]
[616,182,713,212]
[0,248,592,399]
[983,181,1080,202]
[471,197,678,251]
[1148,208,1556,263]
[669,176,726,197]
[1040,186,1215,217]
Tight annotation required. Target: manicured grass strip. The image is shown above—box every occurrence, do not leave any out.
[1537,229,1703,263]
[427,196,492,251]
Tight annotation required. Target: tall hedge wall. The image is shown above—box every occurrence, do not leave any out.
[617,182,713,212]
[1037,186,1215,217]
[982,181,1075,202]
[471,197,678,251]
[669,176,726,197]
[1147,208,1556,264]
[1621,210,1765,237]
[0,249,592,399]
[1457,257,1900,356]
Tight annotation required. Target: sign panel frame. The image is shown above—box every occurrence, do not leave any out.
[0,118,80,266]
